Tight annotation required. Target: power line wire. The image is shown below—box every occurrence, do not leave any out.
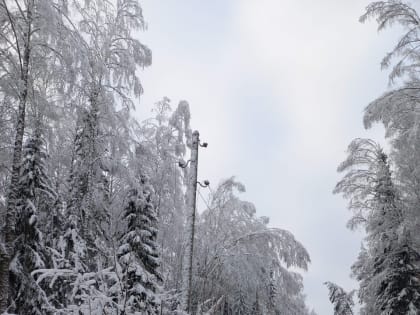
[197,187,214,211]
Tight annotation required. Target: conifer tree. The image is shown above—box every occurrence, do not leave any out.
[335,138,420,314]
[324,282,354,315]
[267,267,278,315]
[61,0,153,272]
[118,175,161,314]
[10,129,56,314]
[360,0,420,257]
[65,109,107,267]
[252,292,263,315]
[0,1,77,309]
[232,288,250,315]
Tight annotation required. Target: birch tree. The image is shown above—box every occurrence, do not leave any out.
[0,0,77,311]
[193,178,312,315]
[136,99,191,297]
[64,0,152,267]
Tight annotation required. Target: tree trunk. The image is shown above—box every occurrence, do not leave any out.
[0,1,33,312]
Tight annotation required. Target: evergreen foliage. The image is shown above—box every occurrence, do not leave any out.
[329,2,420,314]
[324,282,354,315]
[335,138,420,314]
[118,176,161,314]
[11,131,55,314]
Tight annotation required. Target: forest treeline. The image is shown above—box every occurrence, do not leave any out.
[0,1,315,314]
[326,1,420,314]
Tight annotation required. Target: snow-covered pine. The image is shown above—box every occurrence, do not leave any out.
[118,175,161,314]
[324,282,354,315]
[334,138,420,314]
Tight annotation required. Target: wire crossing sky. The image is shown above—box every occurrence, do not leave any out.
[138,1,401,313]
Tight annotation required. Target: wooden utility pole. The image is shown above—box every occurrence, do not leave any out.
[182,130,208,313]
[183,130,199,313]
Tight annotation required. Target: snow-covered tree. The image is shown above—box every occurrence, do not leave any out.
[251,292,263,315]
[267,266,278,314]
[0,1,77,309]
[360,1,420,83]
[324,282,354,315]
[360,0,420,255]
[232,288,250,315]
[136,99,191,302]
[335,138,420,314]
[62,0,152,269]
[65,107,108,268]
[0,1,318,313]
[193,178,312,315]
[118,175,161,314]
[10,128,57,314]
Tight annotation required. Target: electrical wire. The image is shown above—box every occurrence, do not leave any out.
[197,186,215,211]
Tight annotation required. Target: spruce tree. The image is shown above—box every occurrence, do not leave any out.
[324,282,354,315]
[232,288,250,315]
[118,175,161,314]
[60,111,92,309]
[335,139,420,314]
[66,109,107,265]
[10,130,56,314]
[356,151,420,314]
[251,292,263,315]
[267,267,278,315]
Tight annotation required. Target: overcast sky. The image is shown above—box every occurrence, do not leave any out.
[137,1,400,313]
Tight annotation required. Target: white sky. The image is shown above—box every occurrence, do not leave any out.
[136,1,401,313]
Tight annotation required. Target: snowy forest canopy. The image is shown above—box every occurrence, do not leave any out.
[0,0,314,314]
[2,0,420,315]
[327,1,420,315]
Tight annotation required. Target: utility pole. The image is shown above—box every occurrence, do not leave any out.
[181,130,208,313]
